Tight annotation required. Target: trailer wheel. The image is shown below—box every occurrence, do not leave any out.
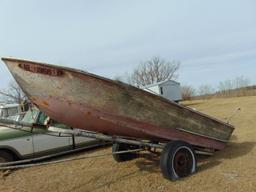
[160,141,197,180]
[112,143,139,162]
[0,150,15,163]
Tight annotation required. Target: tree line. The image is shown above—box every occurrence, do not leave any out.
[182,76,251,100]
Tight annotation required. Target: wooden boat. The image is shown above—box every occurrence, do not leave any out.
[2,57,234,150]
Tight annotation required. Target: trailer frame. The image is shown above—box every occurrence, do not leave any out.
[0,118,214,180]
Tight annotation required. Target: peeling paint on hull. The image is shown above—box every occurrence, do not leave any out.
[2,57,235,150]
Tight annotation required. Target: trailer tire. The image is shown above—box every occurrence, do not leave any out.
[160,141,197,181]
[112,143,139,162]
[0,150,15,163]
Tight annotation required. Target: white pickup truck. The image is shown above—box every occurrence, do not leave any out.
[0,108,105,162]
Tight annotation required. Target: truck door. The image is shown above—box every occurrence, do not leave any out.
[0,127,34,158]
[32,112,72,156]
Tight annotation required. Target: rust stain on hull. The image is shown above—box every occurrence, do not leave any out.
[42,101,49,107]
[1,57,235,150]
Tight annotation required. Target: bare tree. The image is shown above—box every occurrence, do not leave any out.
[218,79,233,93]
[233,76,250,89]
[217,76,250,97]
[181,85,196,100]
[130,57,180,87]
[0,81,26,104]
[218,76,250,95]
[198,85,215,97]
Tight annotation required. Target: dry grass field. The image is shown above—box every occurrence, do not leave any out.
[1,96,256,192]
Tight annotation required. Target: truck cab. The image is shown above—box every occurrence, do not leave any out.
[0,108,103,162]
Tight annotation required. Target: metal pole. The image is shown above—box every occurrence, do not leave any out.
[48,127,164,149]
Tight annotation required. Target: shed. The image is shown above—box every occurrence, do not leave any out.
[142,79,182,102]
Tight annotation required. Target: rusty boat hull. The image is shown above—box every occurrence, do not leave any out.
[2,57,234,150]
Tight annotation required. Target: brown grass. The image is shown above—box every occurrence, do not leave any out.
[1,96,256,191]
[193,86,256,100]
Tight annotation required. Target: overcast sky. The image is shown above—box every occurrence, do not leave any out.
[0,0,255,90]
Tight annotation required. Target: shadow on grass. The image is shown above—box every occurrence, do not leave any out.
[134,141,256,175]
[134,152,223,175]
[197,159,222,173]
[197,141,256,173]
[229,134,238,141]
[76,141,256,191]
[134,153,160,173]
[79,154,160,191]
[216,141,256,159]
[86,171,139,192]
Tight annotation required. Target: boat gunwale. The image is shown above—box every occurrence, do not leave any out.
[1,57,235,132]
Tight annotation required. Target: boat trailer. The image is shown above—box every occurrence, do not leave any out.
[0,119,214,181]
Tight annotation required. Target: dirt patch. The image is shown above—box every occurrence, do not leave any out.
[1,96,256,191]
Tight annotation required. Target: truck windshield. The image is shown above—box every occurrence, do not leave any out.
[21,110,38,124]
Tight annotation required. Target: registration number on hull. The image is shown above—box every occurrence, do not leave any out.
[18,63,63,76]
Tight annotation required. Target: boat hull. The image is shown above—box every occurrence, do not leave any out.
[2,58,234,150]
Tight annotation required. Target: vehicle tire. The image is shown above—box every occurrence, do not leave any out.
[112,143,139,162]
[0,150,15,163]
[160,141,197,181]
